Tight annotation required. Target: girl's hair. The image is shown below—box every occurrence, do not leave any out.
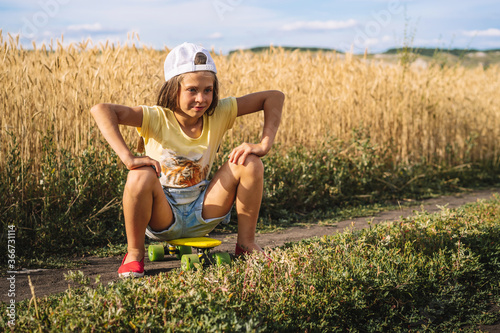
[137,52,219,153]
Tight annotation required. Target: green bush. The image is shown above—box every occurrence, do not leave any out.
[258,131,499,221]
[0,131,127,267]
[1,128,499,267]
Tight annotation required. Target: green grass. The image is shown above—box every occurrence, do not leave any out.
[1,128,499,268]
[0,131,128,268]
[2,195,499,332]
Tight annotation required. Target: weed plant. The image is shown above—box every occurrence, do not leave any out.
[2,195,499,332]
[0,131,128,267]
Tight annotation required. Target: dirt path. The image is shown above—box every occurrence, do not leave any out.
[2,188,499,305]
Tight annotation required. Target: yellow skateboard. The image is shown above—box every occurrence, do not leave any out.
[147,237,231,271]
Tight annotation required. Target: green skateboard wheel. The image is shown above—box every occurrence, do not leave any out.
[148,244,164,262]
[176,245,192,260]
[213,252,231,266]
[181,254,200,271]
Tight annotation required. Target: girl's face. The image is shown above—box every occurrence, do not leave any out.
[177,71,214,119]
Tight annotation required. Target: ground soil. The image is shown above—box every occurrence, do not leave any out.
[2,188,500,331]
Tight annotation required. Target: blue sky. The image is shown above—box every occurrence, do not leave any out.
[1,0,499,54]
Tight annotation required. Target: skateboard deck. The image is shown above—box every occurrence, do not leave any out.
[167,237,221,248]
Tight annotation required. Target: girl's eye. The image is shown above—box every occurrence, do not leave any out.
[205,88,213,93]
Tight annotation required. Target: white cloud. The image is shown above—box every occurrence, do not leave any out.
[280,19,357,32]
[463,28,500,37]
[382,35,392,42]
[63,22,127,39]
[208,32,223,40]
[364,38,379,46]
[67,23,103,32]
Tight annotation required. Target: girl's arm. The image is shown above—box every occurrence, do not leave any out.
[231,90,285,165]
[90,103,161,176]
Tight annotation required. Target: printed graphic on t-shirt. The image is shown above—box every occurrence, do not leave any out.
[159,149,209,188]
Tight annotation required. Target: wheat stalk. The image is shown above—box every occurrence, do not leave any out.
[1,34,499,174]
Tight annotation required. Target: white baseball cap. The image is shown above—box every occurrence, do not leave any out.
[164,42,217,82]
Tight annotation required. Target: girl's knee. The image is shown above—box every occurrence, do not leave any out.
[242,154,264,177]
[125,167,158,191]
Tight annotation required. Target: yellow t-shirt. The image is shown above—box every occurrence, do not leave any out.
[137,97,237,188]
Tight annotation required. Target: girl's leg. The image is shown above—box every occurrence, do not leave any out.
[122,166,174,264]
[203,154,264,253]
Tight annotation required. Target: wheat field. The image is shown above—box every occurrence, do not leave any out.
[1,32,499,174]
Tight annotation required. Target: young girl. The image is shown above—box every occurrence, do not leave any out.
[90,42,284,277]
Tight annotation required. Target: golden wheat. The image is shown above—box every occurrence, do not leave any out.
[1,33,499,174]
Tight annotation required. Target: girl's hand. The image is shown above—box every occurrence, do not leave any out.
[124,155,161,177]
[228,142,268,165]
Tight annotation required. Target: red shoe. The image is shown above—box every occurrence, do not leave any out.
[118,253,144,278]
[235,244,273,264]
[235,244,251,257]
